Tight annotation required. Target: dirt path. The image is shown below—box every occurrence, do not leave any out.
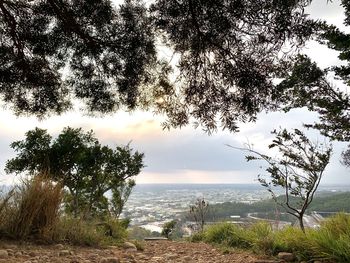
[0,240,276,263]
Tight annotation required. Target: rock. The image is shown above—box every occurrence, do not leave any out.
[107,246,119,250]
[88,253,99,259]
[277,252,295,262]
[59,250,70,256]
[15,251,22,257]
[182,256,192,261]
[54,244,65,249]
[123,242,137,251]
[165,253,178,260]
[6,249,14,254]
[2,244,17,250]
[150,256,164,262]
[29,251,37,257]
[254,260,280,263]
[0,249,8,258]
[99,257,120,263]
[137,254,149,260]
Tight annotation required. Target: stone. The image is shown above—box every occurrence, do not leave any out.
[6,249,14,254]
[123,242,137,251]
[2,244,17,250]
[15,251,22,257]
[165,253,178,260]
[99,257,120,263]
[54,244,65,249]
[0,249,8,258]
[29,251,37,257]
[277,252,295,262]
[151,256,164,262]
[182,256,192,261]
[59,250,70,256]
[254,260,280,263]
[107,246,119,250]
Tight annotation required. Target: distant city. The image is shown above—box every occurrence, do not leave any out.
[122,184,350,232]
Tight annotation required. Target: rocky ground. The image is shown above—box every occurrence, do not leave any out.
[0,240,281,263]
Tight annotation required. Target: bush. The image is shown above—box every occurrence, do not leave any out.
[52,217,128,246]
[198,214,350,262]
[128,226,155,240]
[204,222,251,248]
[190,231,205,242]
[247,222,275,254]
[161,220,177,239]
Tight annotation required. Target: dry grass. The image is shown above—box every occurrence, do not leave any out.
[0,174,63,240]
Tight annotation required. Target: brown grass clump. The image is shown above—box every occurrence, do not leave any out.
[1,174,63,240]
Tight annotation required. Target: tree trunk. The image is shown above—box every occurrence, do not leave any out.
[298,215,305,233]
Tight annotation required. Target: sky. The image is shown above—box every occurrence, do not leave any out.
[0,0,349,185]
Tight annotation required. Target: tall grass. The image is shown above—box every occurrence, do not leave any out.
[10,175,63,239]
[194,213,350,262]
[309,213,350,262]
[0,175,63,240]
[0,175,128,246]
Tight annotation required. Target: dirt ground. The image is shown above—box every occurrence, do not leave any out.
[0,240,278,263]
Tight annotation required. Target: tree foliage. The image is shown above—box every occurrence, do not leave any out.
[161,219,176,239]
[0,0,157,116]
[1,0,350,139]
[6,127,144,218]
[242,129,332,232]
[151,0,319,131]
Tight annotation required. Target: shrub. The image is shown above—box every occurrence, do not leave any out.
[190,231,205,242]
[198,214,350,262]
[128,226,154,240]
[161,220,177,239]
[52,217,128,246]
[247,222,275,254]
[204,223,251,248]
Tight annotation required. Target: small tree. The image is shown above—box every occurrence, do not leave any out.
[161,220,177,239]
[189,198,209,232]
[6,127,144,219]
[235,129,332,232]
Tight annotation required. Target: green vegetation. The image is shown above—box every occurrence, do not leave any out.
[241,129,332,232]
[0,176,129,246]
[6,127,143,219]
[1,0,349,140]
[161,220,177,239]
[128,226,160,240]
[193,213,350,262]
[206,192,350,222]
[0,127,144,246]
